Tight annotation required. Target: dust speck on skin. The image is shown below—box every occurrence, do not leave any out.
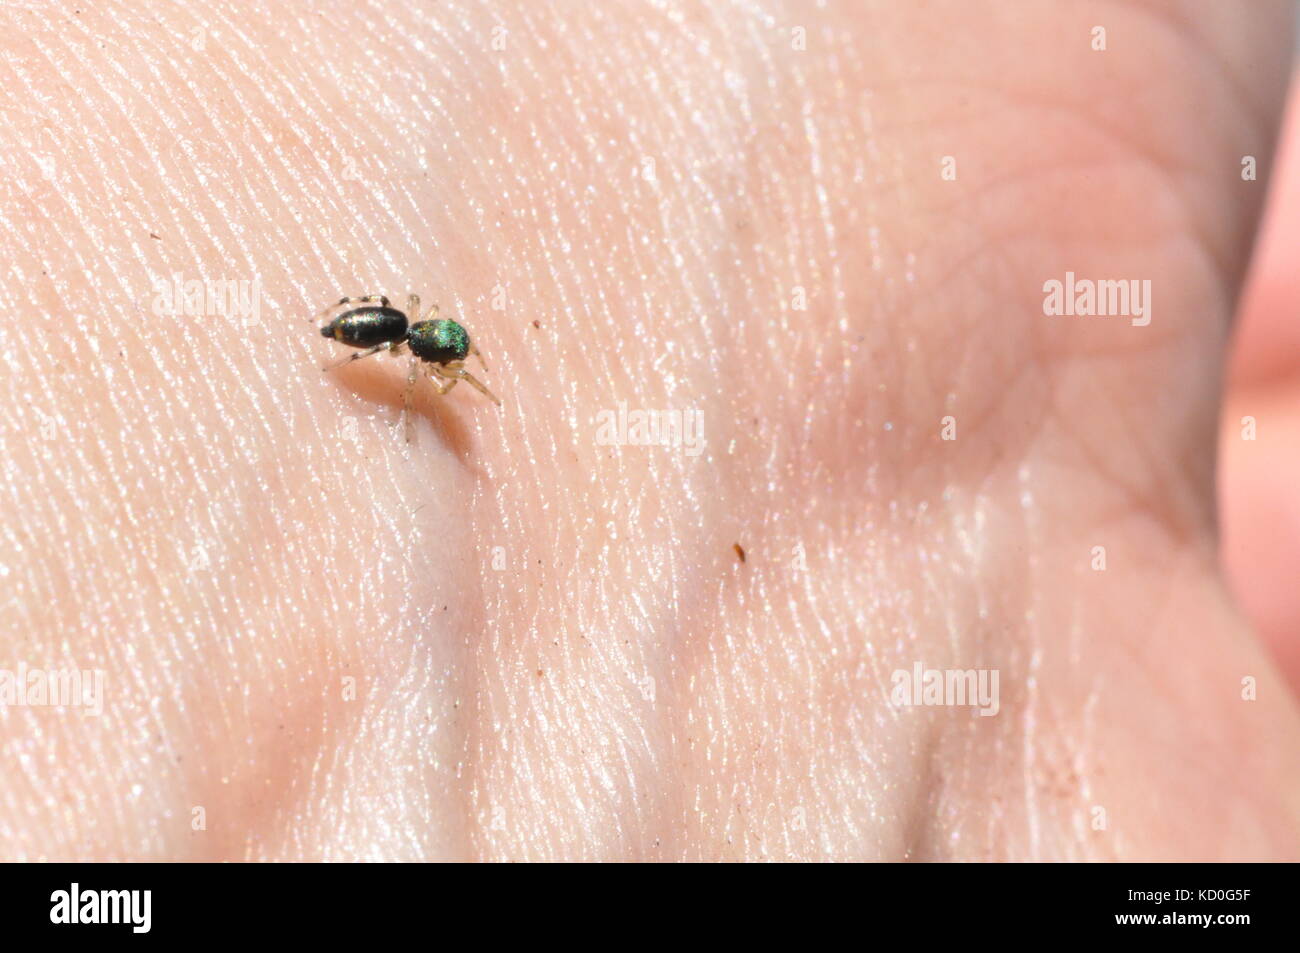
[733,542,746,563]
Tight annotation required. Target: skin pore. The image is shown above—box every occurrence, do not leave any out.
[0,1,1297,860]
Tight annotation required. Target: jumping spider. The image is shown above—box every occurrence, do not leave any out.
[317,294,500,439]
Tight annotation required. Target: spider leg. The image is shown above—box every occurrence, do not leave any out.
[428,363,457,396]
[404,353,420,443]
[433,362,501,406]
[315,294,391,322]
[322,338,405,371]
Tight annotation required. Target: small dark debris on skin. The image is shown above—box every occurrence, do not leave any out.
[733,542,746,563]
[149,232,161,240]
[532,320,541,329]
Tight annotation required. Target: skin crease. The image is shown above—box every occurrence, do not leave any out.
[0,0,1297,862]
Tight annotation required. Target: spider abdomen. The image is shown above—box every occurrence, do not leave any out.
[322,306,409,348]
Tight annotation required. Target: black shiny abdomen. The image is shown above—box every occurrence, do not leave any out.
[323,307,408,348]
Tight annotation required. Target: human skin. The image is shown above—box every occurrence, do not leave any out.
[1220,83,1300,699]
[0,0,1297,861]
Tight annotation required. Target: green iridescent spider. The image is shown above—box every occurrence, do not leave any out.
[316,293,501,437]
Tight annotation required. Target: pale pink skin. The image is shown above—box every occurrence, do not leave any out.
[1220,78,1300,702]
[0,1,1297,861]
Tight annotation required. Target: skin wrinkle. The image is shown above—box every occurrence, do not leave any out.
[0,0,1298,862]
